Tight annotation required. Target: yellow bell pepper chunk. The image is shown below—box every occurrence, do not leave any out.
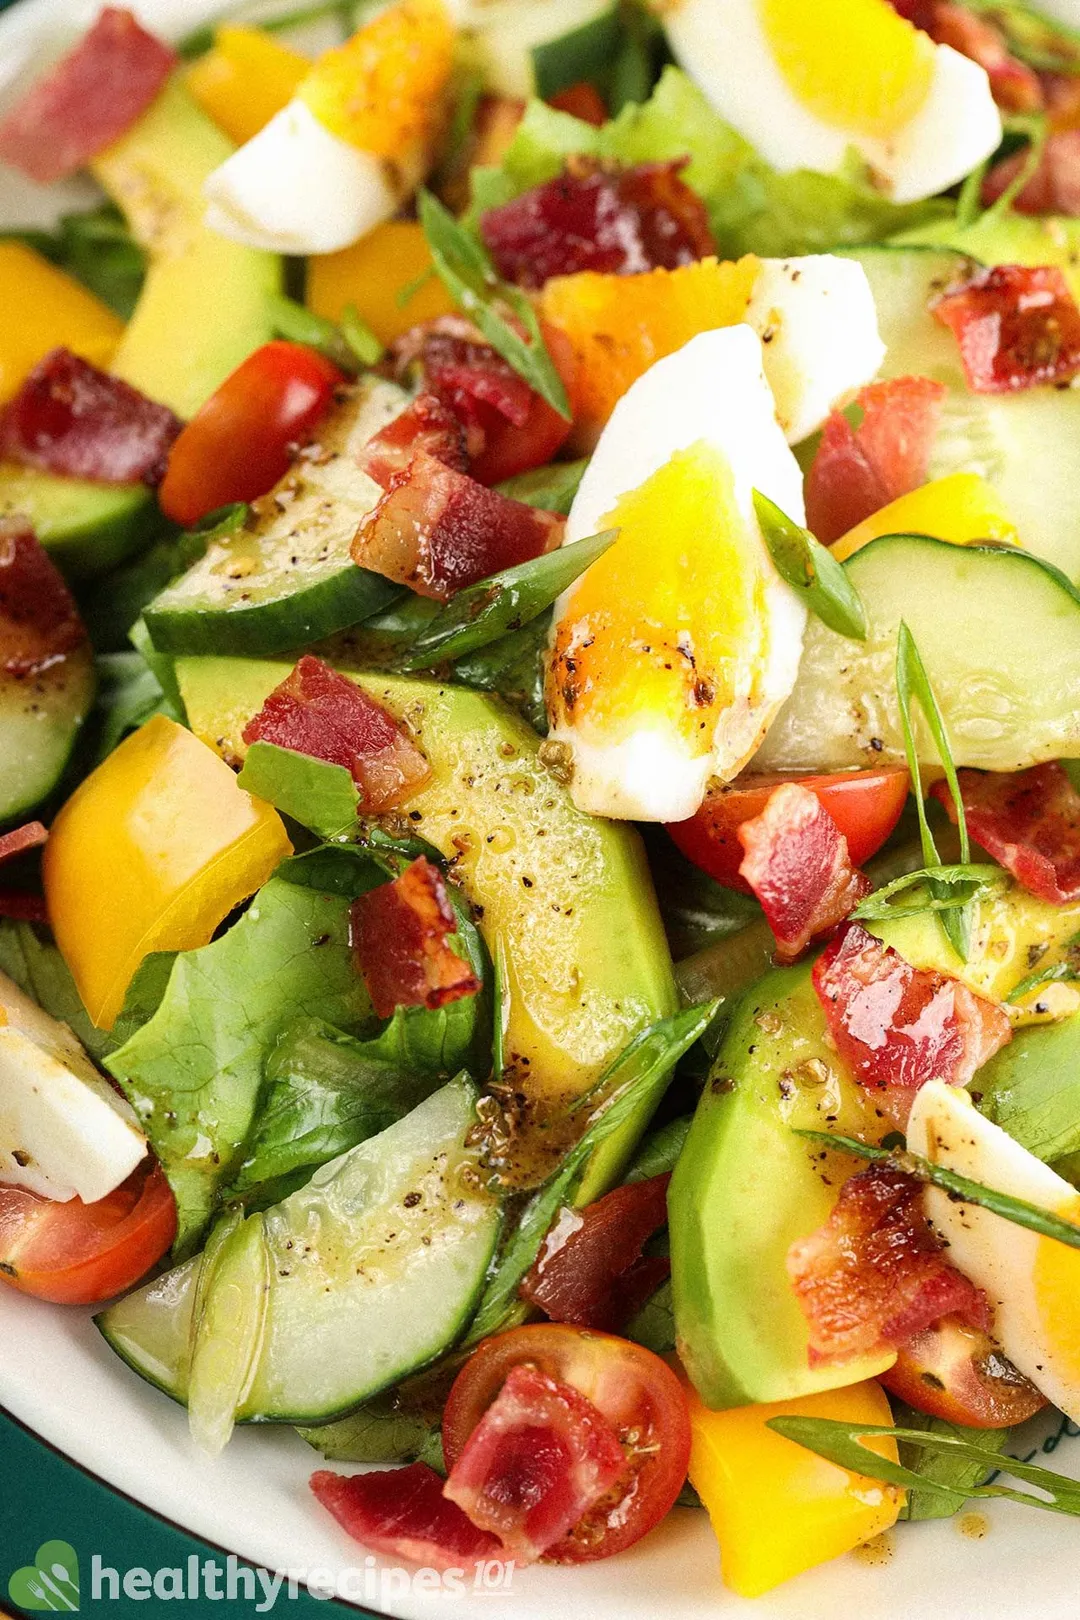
[306,220,453,346]
[0,242,124,404]
[687,1381,904,1598]
[185,25,309,147]
[43,717,291,1030]
[831,472,1019,561]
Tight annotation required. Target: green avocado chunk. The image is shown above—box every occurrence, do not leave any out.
[174,657,677,1199]
[670,886,1080,1410]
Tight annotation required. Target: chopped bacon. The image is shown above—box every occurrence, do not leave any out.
[887,0,937,26]
[0,349,182,486]
[812,923,1012,1127]
[352,449,564,600]
[389,318,572,485]
[787,1162,990,1363]
[805,376,946,544]
[933,264,1080,393]
[932,763,1080,905]
[982,130,1080,217]
[0,822,47,865]
[548,82,608,126]
[737,783,872,964]
[0,893,49,923]
[0,519,87,678]
[443,1362,626,1564]
[480,159,716,291]
[359,393,469,488]
[520,1175,671,1332]
[241,655,430,811]
[928,3,1043,111]
[0,8,176,183]
[350,856,480,1021]
[311,1463,502,1573]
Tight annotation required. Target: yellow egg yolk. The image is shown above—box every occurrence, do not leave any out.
[758,0,935,138]
[1034,1192,1080,1387]
[548,443,768,756]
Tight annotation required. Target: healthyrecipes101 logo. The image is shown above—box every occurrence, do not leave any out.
[7,1539,517,1611]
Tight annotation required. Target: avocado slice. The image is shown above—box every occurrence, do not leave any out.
[174,656,677,1197]
[670,886,1080,1409]
[0,82,281,581]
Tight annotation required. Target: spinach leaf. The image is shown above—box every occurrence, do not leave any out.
[465,999,718,1344]
[232,1015,444,1199]
[976,1013,1080,1163]
[626,1113,691,1181]
[106,865,377,1256]
[753,491,867,640]
[300,1393,445,1470]
[237,742,359,840]
[90,651,173,765]
[531,3,622,99]
[399,529,616,671]
[4,202,147,319]
[266,291,381,373]
[495,458,587,515]
[418,189,570,419]
[452,613,551,734]
[891,1402,1011,1523]
[625,1275,674,1355]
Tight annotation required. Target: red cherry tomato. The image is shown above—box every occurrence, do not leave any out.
[442,1323,690,1564]
[0,1159,176,1304]
[880,1315,1048,1429]
[159,341,344,526]
[668,767,910,894]
[468,323,576,486]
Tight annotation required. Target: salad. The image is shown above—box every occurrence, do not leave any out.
[4,0,1080,1600]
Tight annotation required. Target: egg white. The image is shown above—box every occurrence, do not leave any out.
[204,100,405,255]
[749,256,886,444]
[661,0,1002,205]
[550,325,807,822]
[908,1080,1080,1422]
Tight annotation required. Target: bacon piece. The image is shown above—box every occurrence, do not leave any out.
[982,130,1080,217]
[887,0,937,26]
[311,1463,501,1573]
[389,317,572,485]
[0,519,87,678]
[0,893,49,923]
[929,3,1043,113]
[443,1362,626,1564]
[360,393,469,488]
[350,856,480,1021]
[737,783,872,963]
[932,763,1080,905]
[933,264,1080,393]
[0,349,182,486]
[0,8,176,184]
[805,376,946,544]
[0,822,47,865]
[520,1175,671,1332]
[548,82,608,126]
[241,655,430,811]
[353,449,564,600]
[787,1162,990,1363]
[480,159,716,291]
[812,923,1011,1127]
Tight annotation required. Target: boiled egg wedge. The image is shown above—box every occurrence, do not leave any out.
[546,326,807,822]
[204,0,454,254]
[907,1080,1080,1422]
[658,0,1002,205]
[0,971,146,1203]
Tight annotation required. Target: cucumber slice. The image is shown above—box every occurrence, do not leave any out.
[143,380,406,656]
[0,466,159,581]
[757,533,1080,773]
[96,1077,501,1425]
[846,245,1080,583]
[0,645,96,822]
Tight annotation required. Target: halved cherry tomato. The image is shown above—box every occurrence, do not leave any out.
[158,340,344,526]
[880,1315,1048,1429]
[442,1323,690,1564]
[467,322,576,486]
[0,1159,176,1305]
[667,767,910,895]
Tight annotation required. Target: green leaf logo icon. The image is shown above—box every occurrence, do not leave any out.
[8,1541,80,1611]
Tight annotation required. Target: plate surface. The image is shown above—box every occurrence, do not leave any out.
[2,3,1080,1613]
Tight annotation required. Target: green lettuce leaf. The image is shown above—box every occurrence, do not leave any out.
[105,856,379,1255]
[976,1013,1080,1164]
[476,68,948,258]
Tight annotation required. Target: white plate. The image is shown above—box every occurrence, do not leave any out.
[2,2,1080,1613]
